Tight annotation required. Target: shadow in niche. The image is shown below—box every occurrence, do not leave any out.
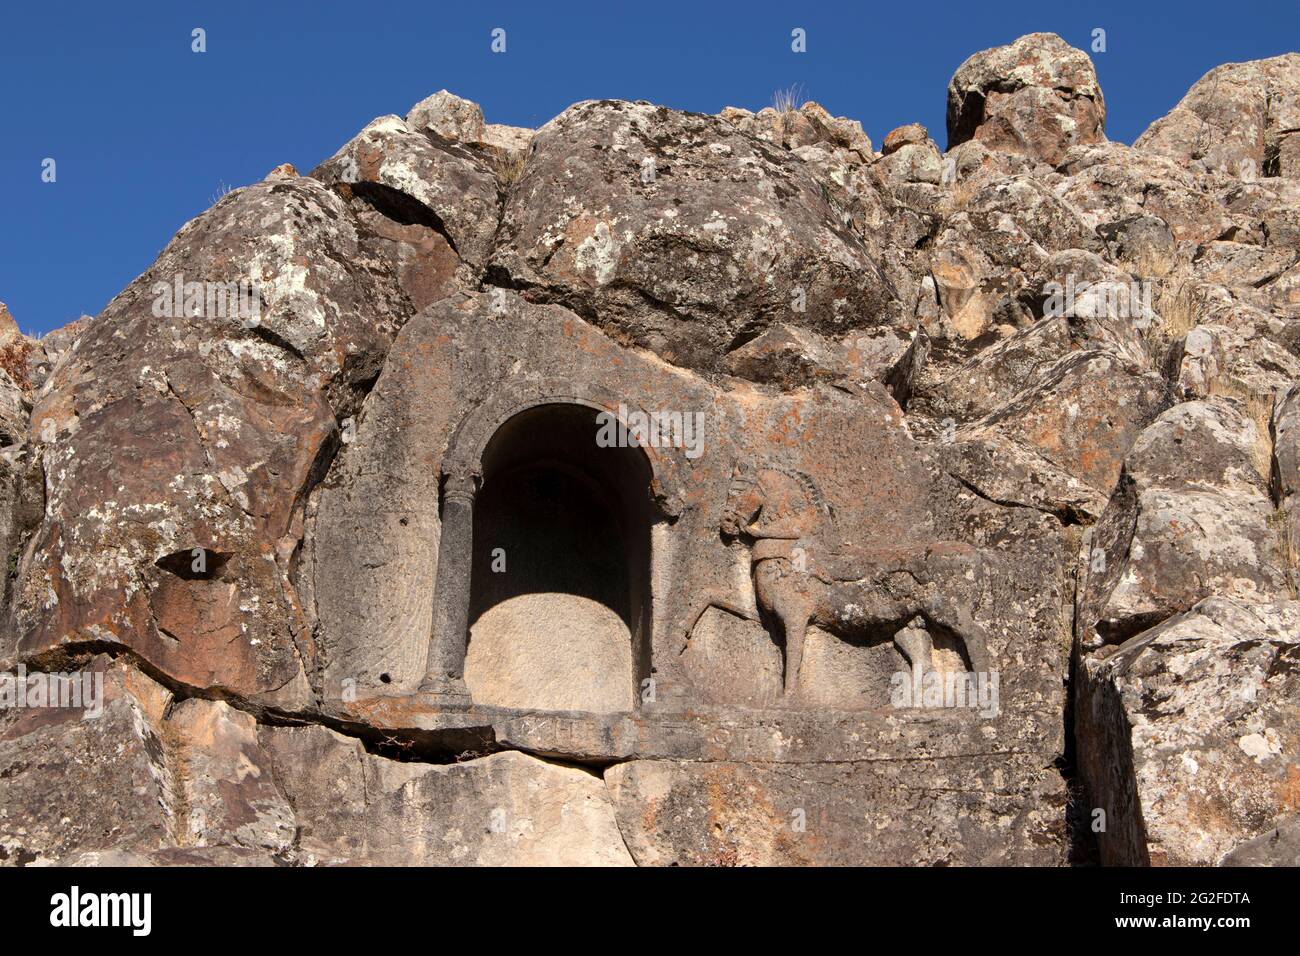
[464,403,656,714]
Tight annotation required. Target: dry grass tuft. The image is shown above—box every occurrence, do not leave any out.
[1208,375,1277,484]
[1267,506,1299,598]
[771,84,805,115]
[1139,275,1208,367]
[210,180,235,205]
[1155,277,1206,341]
[948,174,983,210]
[1131,242,1177,279]
[494,151,527,190]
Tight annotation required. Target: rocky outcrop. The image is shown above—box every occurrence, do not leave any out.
[2,32,1299,867]
[9,174,411,712]
[1275,385,1300,592]
[488,100,898,369]
[1079,399,1289,646]
[1135,54,1300,178]
[947,32,1105,164]
[0,304,43,632]
[1078,598,1300,865]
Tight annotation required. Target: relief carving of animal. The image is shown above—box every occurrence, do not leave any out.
[720,465,993,698]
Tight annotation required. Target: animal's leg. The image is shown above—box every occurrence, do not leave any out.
[782,614,808,698]
[753,558,812,700]
[893,617,933,684]
[923,595,992,675]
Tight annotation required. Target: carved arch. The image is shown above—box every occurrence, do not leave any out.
[440,377,687,519]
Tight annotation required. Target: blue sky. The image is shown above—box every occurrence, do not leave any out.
[2,0,1295,336]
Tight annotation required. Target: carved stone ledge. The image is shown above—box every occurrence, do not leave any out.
[321,693,1043,766]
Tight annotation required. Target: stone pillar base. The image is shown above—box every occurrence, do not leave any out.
[414,676,473,711]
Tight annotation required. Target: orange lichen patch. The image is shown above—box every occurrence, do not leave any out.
[553,214,606,287]
[1277,764,1300,812]
[1077,445,1106,478]
[641,799,660,833]
[764,403,805,446]
[0,338,33,390]
[1026,420,1064,456]
[699,767,805,866]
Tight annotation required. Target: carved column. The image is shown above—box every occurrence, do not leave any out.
[418,472,476,708]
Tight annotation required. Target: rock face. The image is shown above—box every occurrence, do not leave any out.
[261,728,632,866]
[947,32,1105,164]
[1079,399,1287,646]
[1135,54,1300,178]
[2,33,1299,866]
[1078,599,1300,865]
[488,100,898,369]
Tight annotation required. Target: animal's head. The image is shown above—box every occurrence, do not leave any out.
[721,463,826,542]
[720,467,762,540]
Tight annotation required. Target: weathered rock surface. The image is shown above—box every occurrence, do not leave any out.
[406,89,534,164]
[1078,598,1300,865]
[312,115,501,272]
[606,753,1066,866]
[262,726,633,866]
[1079,399,1288,646]
[0,661,172,865]
[1136,54,1300,178]
[488,99,898,369]
[10,174,413,712]
[1221,814,1300,865]
[947,33,1105,164]
[0,304,42,627]
[166,698,295,853]
[3,33,1299,867]
[1274,384,1300,593]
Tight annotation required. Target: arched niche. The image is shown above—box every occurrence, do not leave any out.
[420,386,679,713]
[441,381,688,519]
[463,403,656,712]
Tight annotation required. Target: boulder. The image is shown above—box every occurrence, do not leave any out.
[724,321,926,404]
[1079,399,1289,647]
[882,123,930,155]
[405,89,535,165]
[488,100,897,369]
[957,351,1166,512]
[406,89,486,143]
[947,33,1105,164]
[880,142,945,187]
[719,101,873,160]
[1058,141,1231,244]
[312,114,501,270]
